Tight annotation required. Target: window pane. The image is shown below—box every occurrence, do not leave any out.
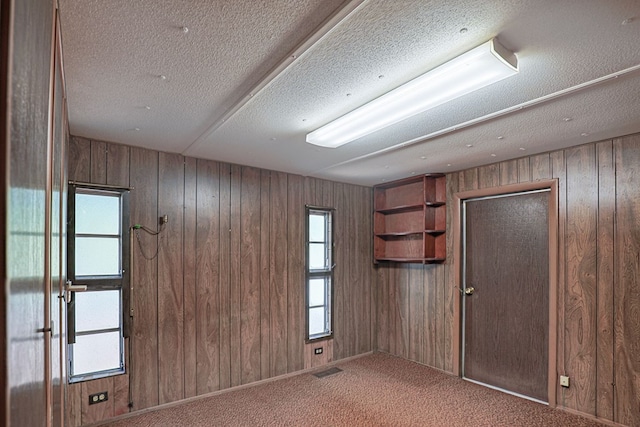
[76,193,120,235]
[309,243,327,270]
[309,213,325,242]
[71,331,122,376]
[75,290,120,333]
[75,236,120,276]
[308,278,326,307]
[308,307,326,337]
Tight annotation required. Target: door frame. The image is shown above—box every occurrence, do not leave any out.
[452,179,558,407]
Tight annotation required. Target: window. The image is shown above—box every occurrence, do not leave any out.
[306,207,333,341]
[67,184,129,382]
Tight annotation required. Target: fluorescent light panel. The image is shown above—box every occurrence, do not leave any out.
[306,38,518,148]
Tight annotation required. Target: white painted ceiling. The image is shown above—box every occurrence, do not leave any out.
[58,0,640,186]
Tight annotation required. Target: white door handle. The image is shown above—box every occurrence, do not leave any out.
[65,280,87,302]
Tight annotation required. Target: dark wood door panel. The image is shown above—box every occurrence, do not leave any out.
[464,191,549,402]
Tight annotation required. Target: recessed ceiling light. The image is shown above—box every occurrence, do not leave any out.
[460,28,468,33]
[159,75,167,80]
[144,105,151,110]
[384,165,389,169]
[270,137,277,141]
[302,118,307,122]
[346,93,352,97]
[447,163,452,167]
[134,127,140,131]
[519,147,526,151]
[420,156,426,160]
[491,153,497,157]
[497,136,504,140]
[410,171,416,175]
[622,17,634,25]
[466,144,473,148]
[581,132,589,137]
[181,26,189,33]
[563,117,572,122]
[378,75,385,79]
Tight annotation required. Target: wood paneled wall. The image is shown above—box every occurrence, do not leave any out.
[376,134,640,426]
[67,137,374,425]
[3,0,56,425]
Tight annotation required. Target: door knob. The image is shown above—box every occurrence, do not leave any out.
[464,287,475,295]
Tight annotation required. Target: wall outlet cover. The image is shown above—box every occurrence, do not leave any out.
[89,391,109,405]
[560,375,570,388]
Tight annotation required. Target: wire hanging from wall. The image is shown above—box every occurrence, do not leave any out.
[132,220,166,260]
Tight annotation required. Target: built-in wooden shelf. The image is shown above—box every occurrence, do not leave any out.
[373,174,446,264]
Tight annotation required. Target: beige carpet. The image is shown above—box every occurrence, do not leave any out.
[97,353,604,427]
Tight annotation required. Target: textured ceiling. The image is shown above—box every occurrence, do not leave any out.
[59,0,640,186]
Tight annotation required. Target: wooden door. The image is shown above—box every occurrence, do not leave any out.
[463,190,549,402]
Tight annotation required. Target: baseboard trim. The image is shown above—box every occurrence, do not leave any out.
[87,351,374,427]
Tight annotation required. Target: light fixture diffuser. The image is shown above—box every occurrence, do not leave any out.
[306,38,518,148]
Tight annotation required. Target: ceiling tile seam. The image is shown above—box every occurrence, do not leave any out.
[181,0,369,156]
[313,62,640,175]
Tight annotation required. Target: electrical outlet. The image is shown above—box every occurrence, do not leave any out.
[314,347,323,355]
[560,375,570,388]
[89,391,109,405]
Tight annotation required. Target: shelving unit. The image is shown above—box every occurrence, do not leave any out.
[373,174,446,263]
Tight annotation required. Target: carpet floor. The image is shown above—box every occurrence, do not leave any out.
[98,352,605,427]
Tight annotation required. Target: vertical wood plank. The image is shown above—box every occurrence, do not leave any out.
[129,147,159,410]
[408,264,424,364]
[113,374,130,417]
[358,185,372,354]
[423,265,436,367]
[68,136,90,182]
[260,170,271,379]
[218,163,232,390]
[387,264,397,355]
[478,164,499,189]
[443,172,459,373]
[90,140,107,184]
[613,135,640,426]
[81,377,114,424]
[551,150,568,404]
[333,183,346,359]
[270,172,288,376]
[564,145,597,415]
[240,167,262,384]
[531,153,551,181]
[499,160,519,185]
[376,265,389,353]
[229,164,242,387]
[395,265,409,359]
[67,383,82,427]
[459,169,478,191]
[195,159,221,394]
[106,143,130,187]
[595,141,614,421]
[287,174,305,373]
[183,157,197,398]
[304,339,333,369]
[347,184,358,357]
[518,157,531,182]
[157,153,185,404]
[433,264,445,371]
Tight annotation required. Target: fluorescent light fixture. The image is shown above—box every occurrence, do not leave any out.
[306,38,518,148]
